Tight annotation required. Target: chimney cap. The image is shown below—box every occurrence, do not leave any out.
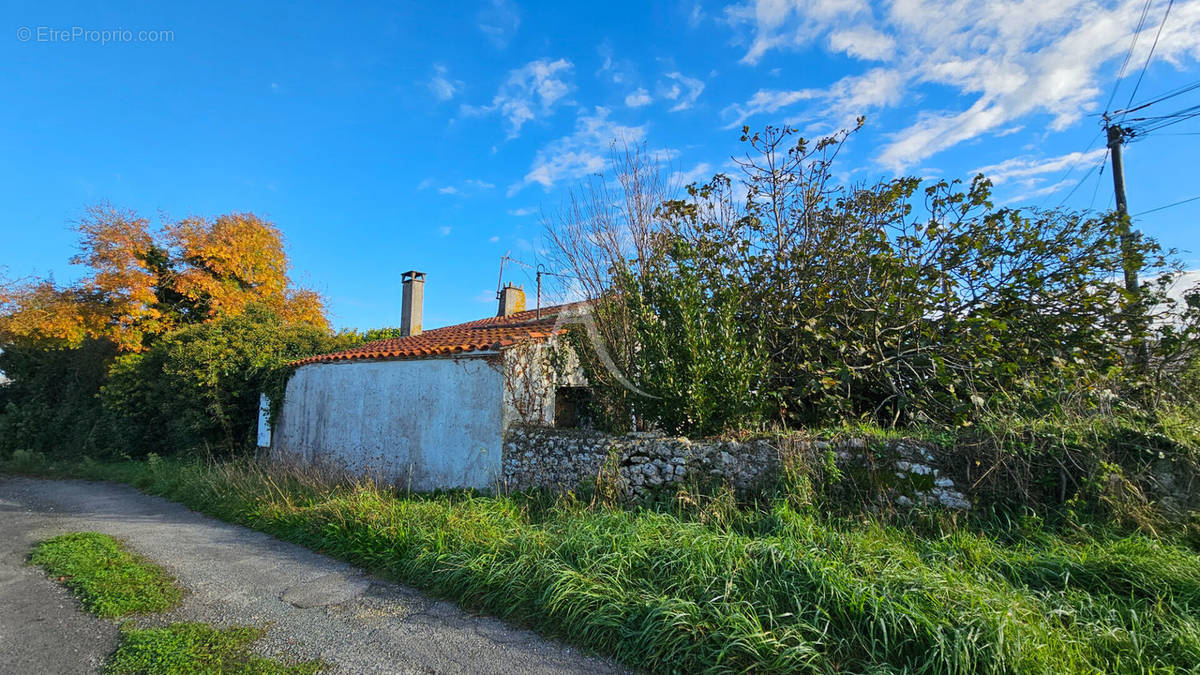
[402,270,426,281]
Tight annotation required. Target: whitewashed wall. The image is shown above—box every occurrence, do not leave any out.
[270,356,505,491]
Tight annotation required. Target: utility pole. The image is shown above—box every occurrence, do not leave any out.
[1106,121,1149,376]
[1106,123,1140,295]
[535,265,543,320]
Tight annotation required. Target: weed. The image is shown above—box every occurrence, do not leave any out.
[13,458,1200,673]
[106,622,323,674]
[30,532,182,618]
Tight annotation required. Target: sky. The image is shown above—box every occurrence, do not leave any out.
[3,0,1200,331]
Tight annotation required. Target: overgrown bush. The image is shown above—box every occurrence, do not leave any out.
[616,238,768,435]
[0,307,358,459]
[100,306,357,457]
[548,126,1200,437]
[0,339,121,457]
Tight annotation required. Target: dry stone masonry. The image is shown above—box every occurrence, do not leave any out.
[502,426,971,509]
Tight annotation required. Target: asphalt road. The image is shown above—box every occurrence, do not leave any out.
[0,477,620,674]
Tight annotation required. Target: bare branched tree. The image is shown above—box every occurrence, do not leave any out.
[541,143,676,429]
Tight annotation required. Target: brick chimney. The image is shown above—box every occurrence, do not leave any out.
[401,270,425,336]
[497,282,526,317]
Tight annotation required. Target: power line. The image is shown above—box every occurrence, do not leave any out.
[1054,150,1108,208]
[1126,103,1200,138]
[1123,0,1175,116]
[1105,0,1155,115]
[1133,194,1200,217]
[1041,129,1104,208]
[1112,78,1200,117]
[1087,149,1110,210]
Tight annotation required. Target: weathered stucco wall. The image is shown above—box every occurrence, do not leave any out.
[270,356,505,491]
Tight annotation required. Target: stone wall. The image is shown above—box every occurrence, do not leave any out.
[501,426,971,509]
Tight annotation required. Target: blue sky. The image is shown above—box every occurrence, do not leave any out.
[4,0,1200,330]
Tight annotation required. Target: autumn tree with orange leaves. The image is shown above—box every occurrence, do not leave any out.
[0,204,326,351]
[0,204,337,458]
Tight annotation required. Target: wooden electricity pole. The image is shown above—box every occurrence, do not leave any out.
[1106,121,1149,375]
[1107,123,1141,295]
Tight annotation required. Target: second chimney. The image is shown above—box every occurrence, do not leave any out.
[498,282,526,317]
[401,270,425,336]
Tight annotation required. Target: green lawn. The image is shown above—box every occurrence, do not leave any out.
[30,532,182,618]
[9,454,1200,673]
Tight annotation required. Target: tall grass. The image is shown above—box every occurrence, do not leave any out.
[7,454,1200,673]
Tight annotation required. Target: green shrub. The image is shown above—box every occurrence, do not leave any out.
[0,339,121,457]
[100,306,357,457]
[553,126,1200,437]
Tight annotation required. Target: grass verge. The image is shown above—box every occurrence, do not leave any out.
[30,531,182,618]
[107,622,324,675]
[7,453,1200,673]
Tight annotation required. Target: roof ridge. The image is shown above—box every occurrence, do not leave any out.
[290,299,591,367]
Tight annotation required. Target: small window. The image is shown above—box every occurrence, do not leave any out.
[554,387,593,429]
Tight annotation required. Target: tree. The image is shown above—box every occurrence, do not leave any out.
[545,125,1200,435]
[101,306,355,456]
[0,204,326,352]
[0,204,333,458]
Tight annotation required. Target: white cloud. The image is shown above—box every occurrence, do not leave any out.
[659,72,706,111]
[489,235,501,243]
[625,88,653,107]
[722,88,821,128]
[428,64,463,101]
[510,107,647,194]
[463,58,575,138]
[1007,178,1079,203]
[508,207,535,216]
[724,0,1200,172]
[439,226,453,236]
[597,42,638,85]
[816,67,905,125]
[672,161,713,187]
[422,178,496,195]
[828,25,895,61]
[726,0,869,65]
[972,148,1107,185]
[477,0,520,48]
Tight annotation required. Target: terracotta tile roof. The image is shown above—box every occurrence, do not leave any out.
[292,301,588,366]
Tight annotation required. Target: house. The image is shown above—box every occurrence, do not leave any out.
[261,271,588,491]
